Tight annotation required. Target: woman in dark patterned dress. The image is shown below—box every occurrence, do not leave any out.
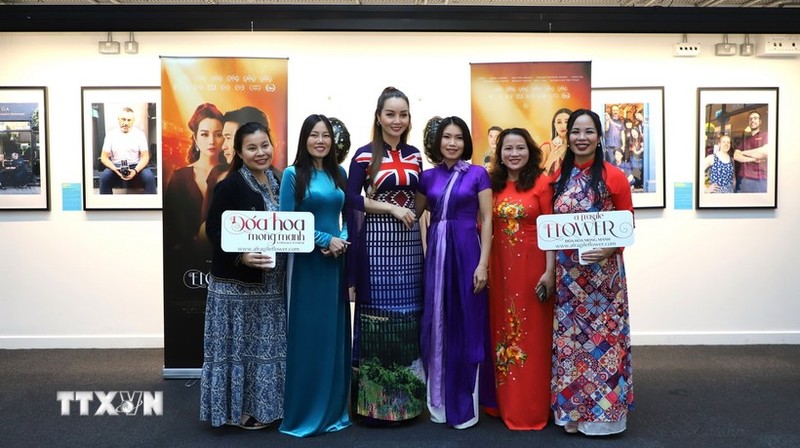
[345,87,426,424]
[200,122,286,430]
[549,109,634,436]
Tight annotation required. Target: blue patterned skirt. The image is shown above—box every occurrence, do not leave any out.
[200,265,287,427]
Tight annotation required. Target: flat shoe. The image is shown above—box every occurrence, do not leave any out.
[237,415,268,430]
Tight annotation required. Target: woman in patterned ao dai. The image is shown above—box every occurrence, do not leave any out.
[345,87,426,425]
[549,109,635,436]
[487,128,555,430]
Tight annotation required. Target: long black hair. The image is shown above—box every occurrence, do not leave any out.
[489,127,542,192]
[552,109,606,208]
[292,114,346,204]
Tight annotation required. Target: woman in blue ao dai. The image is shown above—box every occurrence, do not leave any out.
[279,114,351,437]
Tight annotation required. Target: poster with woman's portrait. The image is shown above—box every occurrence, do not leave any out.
[160,57,288,373]
[696,87,778,209]
[592,87,666,209]
[470,61,591,173]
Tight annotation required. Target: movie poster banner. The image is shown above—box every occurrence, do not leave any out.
[470,61,591,173]
[161,57,288,375]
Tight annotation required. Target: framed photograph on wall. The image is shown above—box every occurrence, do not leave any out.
[0,86,49,210]
[696,87,778,209]
[81,86,161,210]
[592,87,665,209]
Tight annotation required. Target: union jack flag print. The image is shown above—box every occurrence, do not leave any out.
[355,149,421,191]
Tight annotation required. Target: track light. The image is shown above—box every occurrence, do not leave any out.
[98,32,120,55]
[714,34,737,56]
[740,34,755,57]
[124,32,138,54]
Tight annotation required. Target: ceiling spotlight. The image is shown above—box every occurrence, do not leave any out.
[98,32,120,55]
[714,34,737,56]
[740,34,755,57]
[124,32,138,55]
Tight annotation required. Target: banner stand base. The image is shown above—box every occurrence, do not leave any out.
[162,367,201,379]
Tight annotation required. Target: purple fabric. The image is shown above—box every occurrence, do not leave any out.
[419,162,491,426]
[426,167,460,408]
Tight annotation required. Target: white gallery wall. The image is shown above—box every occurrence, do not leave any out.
[0,31,798,348]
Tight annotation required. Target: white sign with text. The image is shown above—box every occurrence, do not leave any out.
[537,210,634,264]
[221,211,315,254]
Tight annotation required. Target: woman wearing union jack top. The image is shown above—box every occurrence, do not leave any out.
[345,87,426,425]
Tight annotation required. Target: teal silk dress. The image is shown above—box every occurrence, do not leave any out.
[279,166,352,437]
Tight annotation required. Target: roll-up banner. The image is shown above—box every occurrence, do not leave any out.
[161,57,288,377]
[470,61,592,170]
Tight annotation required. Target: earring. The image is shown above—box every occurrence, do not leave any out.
[376,121,381,126]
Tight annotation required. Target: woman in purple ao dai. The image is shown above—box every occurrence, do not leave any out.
[416,116,493,429]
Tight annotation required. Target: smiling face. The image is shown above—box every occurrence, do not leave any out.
[238,129,273,175]
[306,120,332,168]
[748,112,761,132]
[378,97,410,143]
[719,135,731,154]
[194,117,223,161]
[569,114,600,165]
[554,112,570,139]
[222,121,240,164]
[500,133,530,179]
[439,123,465,166]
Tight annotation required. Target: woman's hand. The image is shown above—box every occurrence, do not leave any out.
[535,270,556,301]
[390,205,416,229]
[473,264,488,294]
[241,252,274,270]
[325,237,349,258]
[580,247,617,264]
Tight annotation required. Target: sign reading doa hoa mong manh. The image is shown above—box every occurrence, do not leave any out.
[536,210,634,263]
[221,211,315,254]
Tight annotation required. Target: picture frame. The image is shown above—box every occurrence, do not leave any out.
[592,86,666,209]
[81,86,162,210]
[696,87,778,209]
[0,86,49,210]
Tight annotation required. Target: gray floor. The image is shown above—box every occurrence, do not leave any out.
[1,345,798,448]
